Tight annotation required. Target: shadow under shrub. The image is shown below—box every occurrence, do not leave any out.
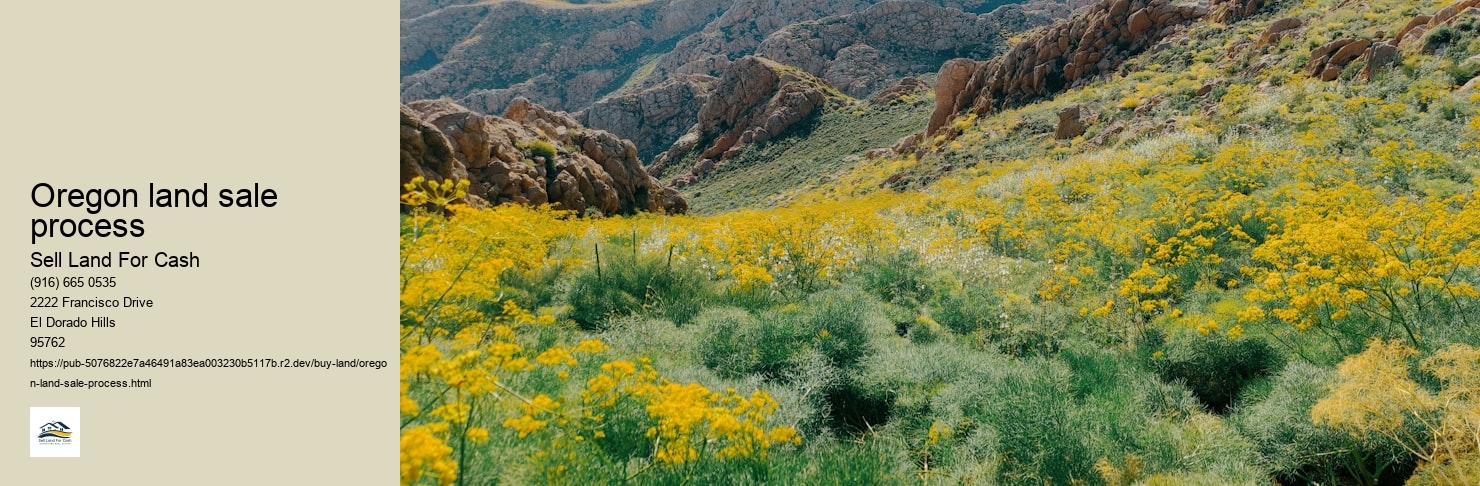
[1153,333,1283,413]
[695,289,894,434]
[1231,361,1416,486]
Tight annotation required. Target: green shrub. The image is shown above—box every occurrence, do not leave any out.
[694,307,804,380]
[855,249,935,307]
[932,285,1003,335]
[524,139,558,161]
[969,358,1094,484]
[1153,333,1283,412]
[975,322,1063,357]
[566,250,712,330]
[858,342,1095,482]
[695,288,888,380]
[767,438,912,484]
[1231,361,1415,485]
[498,262,567,311]
[801,288,887,370]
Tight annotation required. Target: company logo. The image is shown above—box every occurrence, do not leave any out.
[38,421,73,440]
[30,407,81,457]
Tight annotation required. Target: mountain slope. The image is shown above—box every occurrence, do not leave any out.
[399,0,1480,482]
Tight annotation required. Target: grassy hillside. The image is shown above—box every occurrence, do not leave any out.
[673,93,935,214]
[398,0,1480,483]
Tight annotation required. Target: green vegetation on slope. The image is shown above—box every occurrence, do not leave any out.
[675,94,935,214]
[399,0,1480,483]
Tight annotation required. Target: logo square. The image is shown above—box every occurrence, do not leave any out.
[30,406,80,458]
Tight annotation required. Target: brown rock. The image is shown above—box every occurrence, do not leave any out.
[1306,39,1352,75]
[871,76,930,105]
[1210,0,1263,22]
[927,58,982,136]
[1396,15,1434,44]
[1329,39,1372,67]
[1360,43,1401,81]
[1433,5,1462,25]
[401,0,730,113]
[921,0,1217,136]
[1128,9,1153,35]
[1196,78,1223,97]
[1055,104,1087,139]
[1257,18,1302,48]
[1400,25,1431,49]
[893,134,920,154]
[400,99,685,216]
[650,56,843,185]
[578,74,717,162]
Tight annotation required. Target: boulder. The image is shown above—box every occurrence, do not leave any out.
[1305,38,1375,81]
[871,76,930,105]
[578,74,718,162]
[927,58,982,136]
[1055,104,1088,139]
[1360,43,1402,81]
[400,99,686,215]
[650,56,844,185]
[1256,18,1303,48]
[924,0,1232,136]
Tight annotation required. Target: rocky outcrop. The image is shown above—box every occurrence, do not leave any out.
[651,56,846,187]
[1209,0,1261,23]
[871,76,931,104]
[1304,38,1403,82]
[925,0,1236,136]
[400,0,730,113]
[1055,104,1088,139]
[400,99,686,215]
[644,0,1045,88]
[1392,0,1480,50]
[576,74,718,163]
[1360,43,1402,81]
[401,0,480,20]
[404,0,1082,119]
[1304,39,1372,81]
[1256,18,1302,49]
[752,1,1062,98]
[927,58,983,135]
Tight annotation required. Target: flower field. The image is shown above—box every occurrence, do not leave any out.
[400,0,1480,482]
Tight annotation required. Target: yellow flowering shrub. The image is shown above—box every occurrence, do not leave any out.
[1244,183,1480,347]
[1313,340,1480,485]
[399,184,799,484]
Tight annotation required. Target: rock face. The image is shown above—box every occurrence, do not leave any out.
[1055,104,1087,139]
[651,56,846,187]
[400,0,730,113]
[927,58,983,135]
[1360,43,1402,81]
[1256,18,1302,49]
[402,0,1085,162]
[577,74,719,162]
[1304,39,1371,81]
[925,0,1237,136]
[1209,0,1262,23]
[1304,37,1405,82]
[871,76,931,105]
[403,0,1080,117]
[1392,0,1480,50]
[752,1,1062,98]
[643,0,1049,89]
[400,99,686,215]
